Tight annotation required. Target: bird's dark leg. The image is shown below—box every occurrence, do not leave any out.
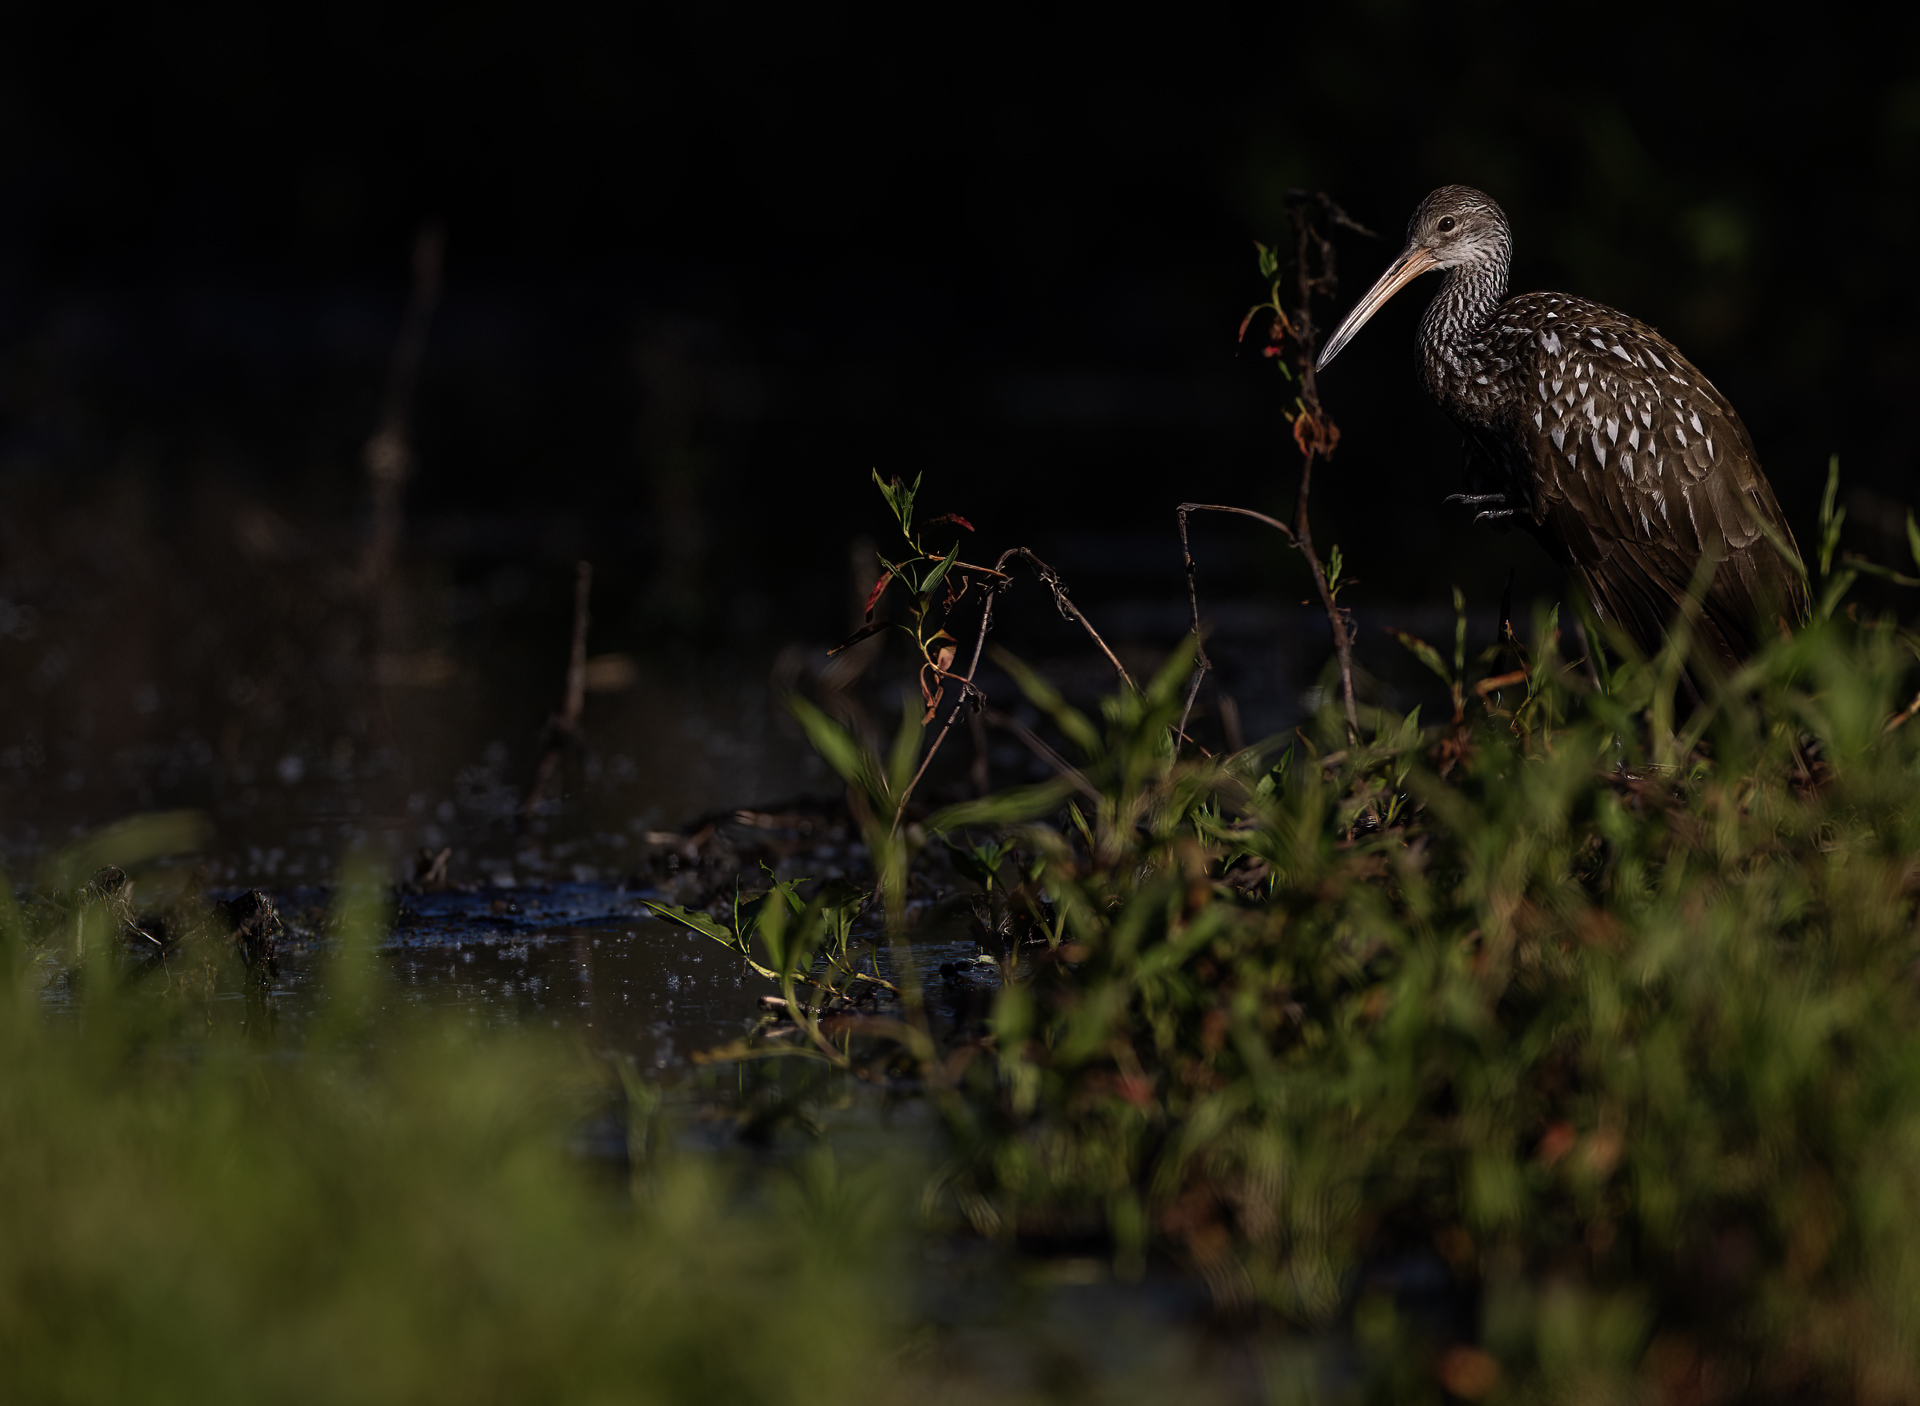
[1444,492,1521,523]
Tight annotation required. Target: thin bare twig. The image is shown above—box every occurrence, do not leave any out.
[888,548,1019,831]
[1178,503,1297,540]
[1187,195,1363,750]
[1176,506,1212,749]
[1000,547,1134,692]
[361,222,445,601]
[1282,195,1363,741]
[889,546,1122,831]
[1285,188,1378,242]
[1887,688,1920,734]
[1176,503,1300,746]
[520,560,592,823]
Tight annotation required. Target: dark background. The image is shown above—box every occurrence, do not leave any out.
[1,1,1916,869]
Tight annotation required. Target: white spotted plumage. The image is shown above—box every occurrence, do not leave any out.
[1319,183,1809,669]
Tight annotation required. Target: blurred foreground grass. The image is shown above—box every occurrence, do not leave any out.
[0,863,927,1405]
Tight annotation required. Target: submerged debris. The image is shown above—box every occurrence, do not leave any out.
[222,890,284,971]
[412,846,453,889]
[80,866,165,954]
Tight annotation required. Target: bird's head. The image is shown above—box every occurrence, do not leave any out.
[1316,186,1511,371]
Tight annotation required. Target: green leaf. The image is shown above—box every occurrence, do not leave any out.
[1818,454,1845,578]
[920,541,961,599]
[760,870,807,917]
[1065,798,1097,855]
[1839,553,1920,588]
[1393,706,1423,787]
[1908,510,1920,574]
[871,469,922,543]
[926,777,1077,834]
[1531,603,1562,694]
[755,889,796,973]
[1816,569,1859,622]
[886,695,924,802]
[789,696,873,792]
[992,648,1103,758]
[1144,637,1199,707]
[645,897,787,979]
[940,834,1017,892]
[1822,507,1847,578]
[640,900,738,944]
[1392,630,1453,688]
[940,835,991,889]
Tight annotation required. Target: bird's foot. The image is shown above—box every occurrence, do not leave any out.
[1445,493,1521,524]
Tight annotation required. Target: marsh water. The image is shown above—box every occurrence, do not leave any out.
[251,876,980,1068]
[0,499,1494,887]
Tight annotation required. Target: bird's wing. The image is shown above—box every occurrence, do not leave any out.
[1502,297,1808,667]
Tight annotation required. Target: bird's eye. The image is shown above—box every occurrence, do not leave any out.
[1438,216,1457,233]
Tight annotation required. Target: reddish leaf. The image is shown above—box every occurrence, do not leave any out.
[862,571,892,619]
[1473,669,1529,698]
[1537,1121,1576,1166]
[827,622,888,656]
[925,513,974,532]
[1290,410,1341,459]
[1436,1347,1500,1401]
[919,663,944,723]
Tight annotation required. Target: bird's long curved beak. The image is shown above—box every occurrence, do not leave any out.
[1315,244,1442,372]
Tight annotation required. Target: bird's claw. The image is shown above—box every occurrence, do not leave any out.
[1445,493,1520,525]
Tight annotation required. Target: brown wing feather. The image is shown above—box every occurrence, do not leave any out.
[1495,295,1808,668]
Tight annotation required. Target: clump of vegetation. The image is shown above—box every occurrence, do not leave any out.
[950,618,1920,1395]
[682,443,1919,1400]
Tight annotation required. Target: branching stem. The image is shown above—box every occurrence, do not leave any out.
[1180,193,1365,749]
[890,547,1122,831]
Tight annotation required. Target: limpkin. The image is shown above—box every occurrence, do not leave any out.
[1316,185,1808,672]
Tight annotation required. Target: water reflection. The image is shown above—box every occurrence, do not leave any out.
[384,926,763,1070]
[257,881,987,1073]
